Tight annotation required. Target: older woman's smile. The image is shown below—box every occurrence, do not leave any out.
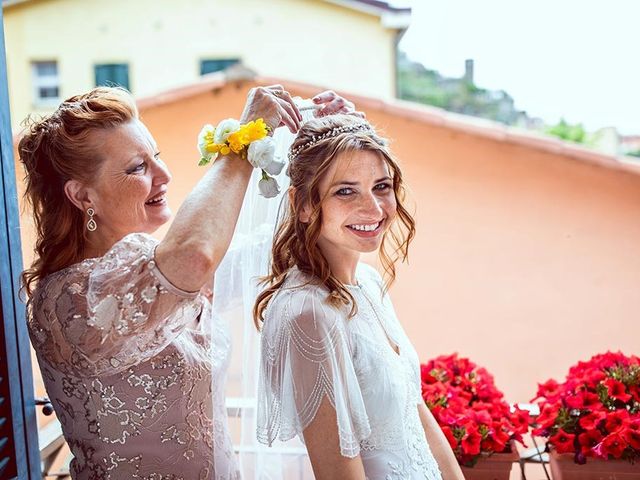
[145,190,167,206]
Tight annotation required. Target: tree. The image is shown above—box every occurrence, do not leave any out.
[545,118,587,144]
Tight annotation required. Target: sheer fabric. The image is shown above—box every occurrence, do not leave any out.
[212,101,320,478]
[257,264,443,479]
[28,233,239,479]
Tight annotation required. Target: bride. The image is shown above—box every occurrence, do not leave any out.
[253,114,464,479]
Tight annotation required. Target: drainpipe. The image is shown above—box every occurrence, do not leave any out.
[394,27,408,99]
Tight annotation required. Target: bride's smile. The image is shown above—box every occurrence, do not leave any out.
[316,149,397,263]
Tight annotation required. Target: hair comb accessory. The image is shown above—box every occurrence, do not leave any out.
[288,122,374,161]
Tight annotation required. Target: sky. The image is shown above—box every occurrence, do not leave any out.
[393,0,639,135]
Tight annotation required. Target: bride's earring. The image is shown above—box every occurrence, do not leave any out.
[86,207,97,232]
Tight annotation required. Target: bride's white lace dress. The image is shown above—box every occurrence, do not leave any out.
[257,263,442,479]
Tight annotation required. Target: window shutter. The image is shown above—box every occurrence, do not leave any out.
[0,313,18,479]
[0,8,42,479]
[200,58,239,75]
[95,63,130,90]
[113,64,129,90]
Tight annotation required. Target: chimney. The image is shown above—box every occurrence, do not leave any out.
[464,59,474,84]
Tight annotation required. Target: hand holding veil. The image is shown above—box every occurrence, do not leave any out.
[212,99,320,479]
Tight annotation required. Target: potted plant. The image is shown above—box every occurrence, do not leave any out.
[421,353,529,480]
[532,351,640,480]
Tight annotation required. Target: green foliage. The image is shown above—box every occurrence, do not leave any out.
[397,53,521,125]
[545,118,587,144]
[627,149,640,158]
[396,53,602,146]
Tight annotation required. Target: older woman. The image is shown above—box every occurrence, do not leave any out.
[19,85,356,479]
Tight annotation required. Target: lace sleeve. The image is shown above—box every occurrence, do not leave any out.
[29,233,203,376]
[257,284,371,458]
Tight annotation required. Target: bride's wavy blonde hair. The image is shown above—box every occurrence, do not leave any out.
[253,114,416,328]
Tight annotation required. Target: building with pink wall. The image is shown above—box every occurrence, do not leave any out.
[16,73,640,409]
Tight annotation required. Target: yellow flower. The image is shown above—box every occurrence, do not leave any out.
[227,132,245,153]
[197,118,270,166]
[234,128,251,146]
[206,143,221,153]
[243,118,269,143]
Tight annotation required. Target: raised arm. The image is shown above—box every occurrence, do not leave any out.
[156,85,299,291]
[155,88,360,292]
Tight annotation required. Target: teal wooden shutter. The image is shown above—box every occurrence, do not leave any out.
[0,7,42,480]
[200,58,239,75]
[95,63,130,90]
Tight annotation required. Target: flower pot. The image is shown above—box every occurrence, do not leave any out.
[549,449,640,480]
[460,449,518,480]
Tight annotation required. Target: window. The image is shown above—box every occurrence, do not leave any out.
[200,58,239,75]
[31,61,59,105]
[95,63,130,90]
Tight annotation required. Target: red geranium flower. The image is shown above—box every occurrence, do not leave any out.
[421,364,438,384]
[549,429,575,454]
[533,403,560,434]
[630,385,640,403]
[605,410,630,434]
[532,379,563,403]
[623,427,640,451]
[580,369,606,389]
[511,407,531,434]
[627,418,640,433]
[487,424,511,452]
[604,378,632,403]
[578,430,603,457]
[600,433,628,458]
[422,354,526,467]
[461,426,482,456]
[566,391,601,409]
[578,410,606,430]
[533,351,640,463]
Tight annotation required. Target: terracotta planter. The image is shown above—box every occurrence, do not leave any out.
[460,448,518,480]
[549,449,640,480]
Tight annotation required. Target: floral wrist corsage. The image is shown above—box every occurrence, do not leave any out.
[197,118,284,198]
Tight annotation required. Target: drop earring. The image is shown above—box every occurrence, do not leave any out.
[86,207,97,232]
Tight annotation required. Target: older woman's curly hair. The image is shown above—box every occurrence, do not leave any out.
[19,87,138,296]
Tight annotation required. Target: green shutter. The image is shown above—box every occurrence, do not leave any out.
[200,58,239,75]
[95,63,130,90]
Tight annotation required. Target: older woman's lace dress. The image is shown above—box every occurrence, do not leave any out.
[257,263,442,480]
[27,233,239,480]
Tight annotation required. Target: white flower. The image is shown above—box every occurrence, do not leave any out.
[247,137,276,169]
[263,158,285,176]
[197,124,215,156]
[197,124,217,165]
[213,118,241,144]
[258,175,280,198]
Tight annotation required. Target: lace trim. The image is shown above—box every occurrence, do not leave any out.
[149,245,200,298]
[258,284,371,457]
[257,265,442,474]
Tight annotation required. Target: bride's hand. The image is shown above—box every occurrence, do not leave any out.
[312,90,365,118]
[240,85,303,134]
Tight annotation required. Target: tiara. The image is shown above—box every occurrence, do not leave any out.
[288,122,374,161]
